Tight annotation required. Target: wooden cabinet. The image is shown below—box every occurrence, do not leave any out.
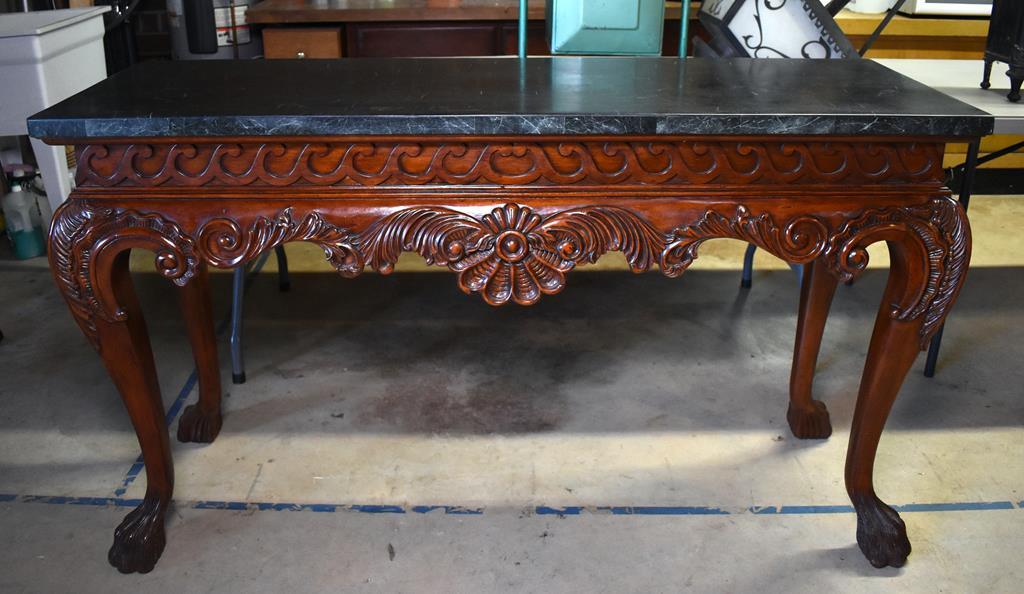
[250,2,991,60]
[264,27,343,59]
[347,22,504,57]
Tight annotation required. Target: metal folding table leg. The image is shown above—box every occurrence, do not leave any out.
[275,245,290,292]
[229,266,247,384]
[741,243,757,288]
[741,244,803,289]
[229,247,292,384]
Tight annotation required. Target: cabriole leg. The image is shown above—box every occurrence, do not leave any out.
[176,263,223,443]
[96,251,174,574]
[49,200,200,573]
[822,195,971,569]
[788,258,838,439]
[846,240,921,569]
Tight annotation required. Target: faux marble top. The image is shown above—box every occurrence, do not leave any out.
[28,57,993,140]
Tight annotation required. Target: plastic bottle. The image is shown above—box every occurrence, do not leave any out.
[1,181,46,259]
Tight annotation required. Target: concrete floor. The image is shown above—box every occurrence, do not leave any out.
[0,196,1022,593]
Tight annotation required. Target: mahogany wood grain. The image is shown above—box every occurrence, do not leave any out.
[847,238,944,568]
[47,134,972,573]
[175,263,223,444]
[788,258,839,439]
[93,251,172,574]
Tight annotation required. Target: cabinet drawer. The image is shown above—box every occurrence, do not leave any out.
[347,23,500,57]
[263,27,343,59]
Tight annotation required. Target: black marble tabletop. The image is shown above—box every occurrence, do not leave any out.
[28,57,993,140]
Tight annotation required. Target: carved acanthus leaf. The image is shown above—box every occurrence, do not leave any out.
[197,209,362,276]
[825,195,969,348]
[534,206,666,273]
[51,198,967,349]
[358,204,667,305]
[48,201,198,349]
[662,207,830,277]
[358,207,488,274]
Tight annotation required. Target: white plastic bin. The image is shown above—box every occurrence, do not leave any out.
[0,7,109,211]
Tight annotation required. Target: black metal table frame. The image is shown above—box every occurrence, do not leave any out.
[924,137,1024,376]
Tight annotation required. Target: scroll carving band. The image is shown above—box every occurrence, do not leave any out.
[50,197,967,350]
[75,141,943,188]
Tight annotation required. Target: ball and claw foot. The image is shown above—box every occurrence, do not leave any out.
[854,495,911,568]
[786,400,832,439]
[176,404,222,443]
[108,498,167,574]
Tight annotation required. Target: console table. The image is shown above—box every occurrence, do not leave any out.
[28,57,991,574]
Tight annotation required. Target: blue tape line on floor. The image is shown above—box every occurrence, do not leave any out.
[351,505,406,514]
[254,502,336,512]
[164,370,199,426]
[411,506,484,515]
[602,506,728,515]
[195,500,249,511]
[775,504,856,515]
[14,496,481,515]
[537,506,727,515]
[896,501,1015,512]
[22,496,143,507]
[536,506,582,515]
[112,296,237,498]
[8,495,1020,516]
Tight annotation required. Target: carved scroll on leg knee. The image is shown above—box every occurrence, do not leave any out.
[828,196,970,568]
[48,200,200,573]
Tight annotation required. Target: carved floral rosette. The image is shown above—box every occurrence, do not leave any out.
[50,196,967,351]
[194,203,664,306]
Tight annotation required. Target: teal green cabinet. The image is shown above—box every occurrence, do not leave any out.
[546,0,665,55]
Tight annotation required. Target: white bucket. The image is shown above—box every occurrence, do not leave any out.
[845,0,897,14]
